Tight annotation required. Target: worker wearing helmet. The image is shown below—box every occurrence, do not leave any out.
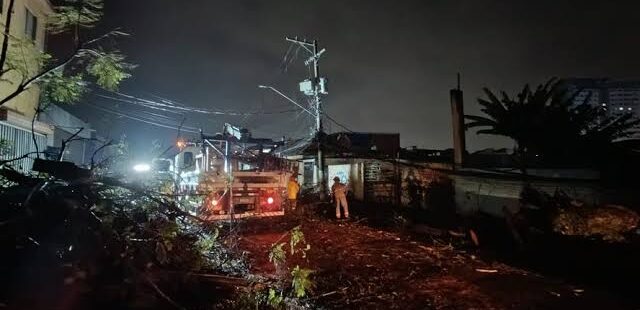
[331,176,349,219]
[287,175,300,215]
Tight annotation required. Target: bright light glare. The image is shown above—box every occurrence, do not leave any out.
[211,200,218,206]
[133,163,151,172]
[267,197,274,204]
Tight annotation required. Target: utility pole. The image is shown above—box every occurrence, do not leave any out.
[285,36,328,199]
[450,73,466,169]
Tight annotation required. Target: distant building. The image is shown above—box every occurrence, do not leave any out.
[38,104,98,167]
[399,146,453,163]
[560,78,640,116]
[0,0,54,171]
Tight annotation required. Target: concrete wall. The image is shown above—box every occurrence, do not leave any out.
[398,164,451,209]
[296,155,603,220]
[452,172,601,217]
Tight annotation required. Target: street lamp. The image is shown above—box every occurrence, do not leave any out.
[258,85,316,117]
[258,84,326,200]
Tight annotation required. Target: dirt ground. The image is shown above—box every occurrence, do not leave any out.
[234,211,637,309]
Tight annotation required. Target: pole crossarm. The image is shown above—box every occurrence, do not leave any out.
[285,37,314,54]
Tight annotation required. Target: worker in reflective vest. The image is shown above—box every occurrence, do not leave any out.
[331,176,349,219]
[287,175,300,214]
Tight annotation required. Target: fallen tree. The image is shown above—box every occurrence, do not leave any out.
[0,160,248,309]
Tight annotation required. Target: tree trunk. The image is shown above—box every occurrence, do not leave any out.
[0,0,16,73]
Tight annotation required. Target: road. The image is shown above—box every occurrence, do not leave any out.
[235,214,635,309]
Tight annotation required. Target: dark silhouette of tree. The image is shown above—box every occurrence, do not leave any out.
[465,78,640,170]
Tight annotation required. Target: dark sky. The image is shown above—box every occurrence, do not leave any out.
[68,0,640,157]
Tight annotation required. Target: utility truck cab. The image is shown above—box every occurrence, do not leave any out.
[175,124,296,220]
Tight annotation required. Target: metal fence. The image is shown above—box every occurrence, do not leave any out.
[0,121,47,172]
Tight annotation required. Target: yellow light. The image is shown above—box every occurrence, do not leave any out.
[177,140,186,149]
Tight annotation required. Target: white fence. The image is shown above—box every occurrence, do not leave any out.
[0,121,48,172]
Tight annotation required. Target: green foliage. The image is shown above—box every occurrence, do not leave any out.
[267,227,314,303]
[4,38,52,80]
[48,0,104,33]
[291,266,314,298]
[0,0,133,106]
[290,225,304,254]
[0,139,12,156]
[87,51,135,91]
[41,71,86,103]
[466,78,640,166]
[267,288,284,308]
[0,165,247,307]
[227,226,315,309]
[196,233,217,253]
[290,225,311,258]
[269,242,286,267]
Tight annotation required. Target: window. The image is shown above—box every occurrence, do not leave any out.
[25,8,37,41]
[183,152,194,168]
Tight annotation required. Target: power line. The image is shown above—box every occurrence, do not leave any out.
[324,112,354,133]
[88,103,208,135]
[94,93,186,115]
[92,89,322,141]
[95,89,301,116]
[94,96,190,127]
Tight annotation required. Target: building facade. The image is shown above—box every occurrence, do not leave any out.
[38,104,97,166]
[561,78,640,116]
[0,0,54,171]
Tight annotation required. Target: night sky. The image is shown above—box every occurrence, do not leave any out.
[66,0,640,158]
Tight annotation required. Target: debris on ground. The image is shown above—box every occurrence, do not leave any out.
[553,204,639,241]
[520,186,640,242]
[236,215,634,309]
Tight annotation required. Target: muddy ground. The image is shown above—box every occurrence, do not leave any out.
[233,205,637,309]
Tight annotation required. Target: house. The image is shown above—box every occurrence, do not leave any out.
[279,132,409,203]
[37,104,97,166]
[0,0,54,171]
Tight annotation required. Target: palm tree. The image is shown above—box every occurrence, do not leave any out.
[465,78,640,171]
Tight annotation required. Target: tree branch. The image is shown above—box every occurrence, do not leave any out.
[74,0,85,48]
[58,127,85,161]
[0,30,126,107]
[0,0,16,74]
[31,102,42,159]
[0,151,42,166]
[90,139,113,169]
[0,68,15,76]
